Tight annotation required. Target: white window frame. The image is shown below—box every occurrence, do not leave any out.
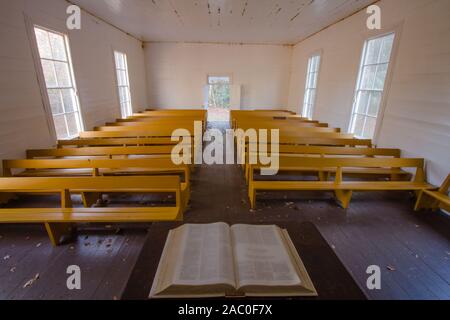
[302,53,322,119]
[27,21,84,141]
[113,51,133,118]
[348,29,400,141]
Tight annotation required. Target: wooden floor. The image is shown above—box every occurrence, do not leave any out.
[0,122,449,300]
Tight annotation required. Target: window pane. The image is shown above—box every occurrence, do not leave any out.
[125,87,131,102]
[35,28,52,59]
[355,91,370,114]
[47,89,63,114]
[121,102,129,116]
[363,117,376,138]
[373,64,388,90]
[54,61,72,87]
[119,70,127,86]
[53,114,68,139]
[313,72,319,88]
[360,65,377,90]
[48,32,67,61]
[303,90,311,106]
[310,57,317,72]
[307,73,314,89]
[309,89,316,107]
[61,89,76,113]
[114,52,121,68]
[314,57,320,72]
[365,38,382,65]
[353,115,365,137]
[208,76,230,84]
[42,60,57,87]
[118,87,124,103]
[118,53,125,69]
[379,34,395,63]
[66,113,80,137]
[367,92,382,117]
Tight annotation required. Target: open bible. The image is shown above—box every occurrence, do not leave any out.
[149,223,317,298]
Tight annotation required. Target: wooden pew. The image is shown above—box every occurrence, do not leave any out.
[110,116,203,125]
[132,110,207,121]
[234,120,329,128]
[247,157,433,209]
[239,136,371,171]
[0,176,183,245]
[232,115,320,129]
[78,128,193,139]
[235,125,341,133]
[3,158,191,208]
[94,122,200,132]
[244,146,407,183]
[27,145,195,172]
[27,146,179,159]
[414,174,450,212]
[57,137,180,148]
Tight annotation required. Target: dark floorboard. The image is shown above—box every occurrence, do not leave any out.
[0,224,147,300]
[0,121,448,300]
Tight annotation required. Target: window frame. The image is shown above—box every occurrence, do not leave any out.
[348,27,402,142]
[206,73,233,85]
[301,52,322,119]
[113,50,133,118]
[26,18,84,142]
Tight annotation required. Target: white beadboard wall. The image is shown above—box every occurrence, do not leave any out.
[287,0,450,186]
[0,0,147,165]
[144,42,292,109]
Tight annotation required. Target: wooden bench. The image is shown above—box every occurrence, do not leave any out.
[248,157,433,209]
[236,125,340,133]
[132,110,207,121]
[0,176,183,246]
[94,122,199,132]
[232,116,323,129]
[234,120,329,128]
[27,145,195,172]
[57,137,181,148]
[27,146,178,159]
[240,136,373,171]
[78,128,194,139]
[3,158,191,209]
[414,174,450,212]
[115,115,205,123]
[244,146,408,183]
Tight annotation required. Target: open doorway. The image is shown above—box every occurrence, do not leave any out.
[207,76,230,122]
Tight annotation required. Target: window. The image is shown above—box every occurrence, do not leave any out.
[349,33,395,139]
[34,26,83,140]
[302,54,321,119]
[114,51,133,118]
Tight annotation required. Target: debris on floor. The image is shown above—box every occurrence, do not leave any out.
[387,265,396,271]
[3,255,11,260]
[23,273,40,288]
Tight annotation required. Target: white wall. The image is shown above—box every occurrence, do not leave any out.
[0,0,147,165]
[144,42,292,109]
[287,0,450,186]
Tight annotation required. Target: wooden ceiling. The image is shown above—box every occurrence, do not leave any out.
[70,0,376,44]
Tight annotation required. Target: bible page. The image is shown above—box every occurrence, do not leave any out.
[231,224,301,288]
[172,222,236,287]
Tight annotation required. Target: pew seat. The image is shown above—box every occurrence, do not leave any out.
[0,176,183,245]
